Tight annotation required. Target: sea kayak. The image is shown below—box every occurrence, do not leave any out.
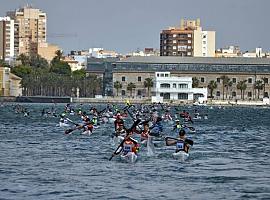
[120,152,138,163]
[172,151,189,161]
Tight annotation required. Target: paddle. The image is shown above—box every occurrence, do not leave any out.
[165,136,194,146]
[64,118,82,134]
[109,119,141,161]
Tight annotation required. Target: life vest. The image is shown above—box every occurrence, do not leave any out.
[141,130,149,141]
[123,140,135,153]
[176,140,187,153]
[85,124,93,132]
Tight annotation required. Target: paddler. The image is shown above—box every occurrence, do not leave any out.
[140,123,150,142]
[82,118,94,135]
[174,130,193,153]
[114,113,124,131]
[149,116,163,137]
[172,119,182,132]
[122,133,140,155]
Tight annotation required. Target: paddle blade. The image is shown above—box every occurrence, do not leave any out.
[186,138,194,146]
[65,129,74,134]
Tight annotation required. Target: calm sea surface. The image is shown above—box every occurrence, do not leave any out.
[0,103,270,200]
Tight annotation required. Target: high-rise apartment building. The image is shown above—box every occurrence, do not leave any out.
[7,5,47,56]
[160,19,215,57]
[0,17,15,62]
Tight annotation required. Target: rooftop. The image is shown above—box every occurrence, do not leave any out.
[118,56,270,65]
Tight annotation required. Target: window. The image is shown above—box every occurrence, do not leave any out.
[173,34,177,38]
[157,73,159,77]
[178,93,188,100]
[216,91,220,96]
[217,78,220,83]
[165,74,169,77]
[200,77,205,83]
[248,92,252,97]
[232,78,237,83]
[161,73,164,77]
[263,78,268,84]
[138,76,141,82]
[160,93,164,97]
[173,52,176,55]
[173,40,177,44]
[160,83,170,88]
[173,46,177,50]
[121,90,126,96]
[173,83,176,88]
[248,78,252,84]
[232,91,236,97]
[122,76,125,82]
[179,84,188,88]
[188,40,191,44]
[137,90,142,96]
[187,34,192,37]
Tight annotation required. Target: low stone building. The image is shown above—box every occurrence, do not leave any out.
[112,56,270,100]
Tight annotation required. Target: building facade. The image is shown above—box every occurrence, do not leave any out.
[7,6,47,56]
[160,19,215,57]
[153,72,207,102]
[112,56,270,101]
[0,17,15,62]
[0,67,22,96]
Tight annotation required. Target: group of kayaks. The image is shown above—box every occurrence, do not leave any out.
[8,102,208,163]
[54,103,208,163]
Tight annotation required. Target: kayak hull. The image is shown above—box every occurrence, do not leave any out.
[172,151,189,161]
[120,152,138,163]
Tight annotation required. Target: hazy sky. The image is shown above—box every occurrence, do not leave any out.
[1,0,269,54]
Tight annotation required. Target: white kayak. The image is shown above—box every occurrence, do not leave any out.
[120,152,138,163]
[172,151,189,161]
[59,122,70,127]
[108,118,116,123]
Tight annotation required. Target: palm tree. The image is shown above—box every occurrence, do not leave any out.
[237,80,247,100]
[144,78,154,97]
[127,82,136,97]
[192,77,199,88]
[254,80,264,99]
[55,50,63,60]
[226,81,233,99]
[114,81,122,96]
[262,77,268,97]
[17,54,30,66]
[207,80,217,99]
[220,75,230,100]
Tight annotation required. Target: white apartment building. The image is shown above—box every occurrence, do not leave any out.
[0,17,15,62]
[152,72,207,102]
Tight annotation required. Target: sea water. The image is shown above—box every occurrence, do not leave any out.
[0,103,269,200]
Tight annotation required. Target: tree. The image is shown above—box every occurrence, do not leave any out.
[237,80,247,100]
[207,80,217,99]
[192,77,199,88]
[127,82,136,97]
[144,77,153,97]
[17,54,30,66]
[0,59,10,68]
[114,81,122,96]
[50,61,71,75]
[11,65,32,78]
[226,81,233,99]
[220,75,230,100]
[254,80,264,99]
[262,77,268,97]
[29,54,49,68]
